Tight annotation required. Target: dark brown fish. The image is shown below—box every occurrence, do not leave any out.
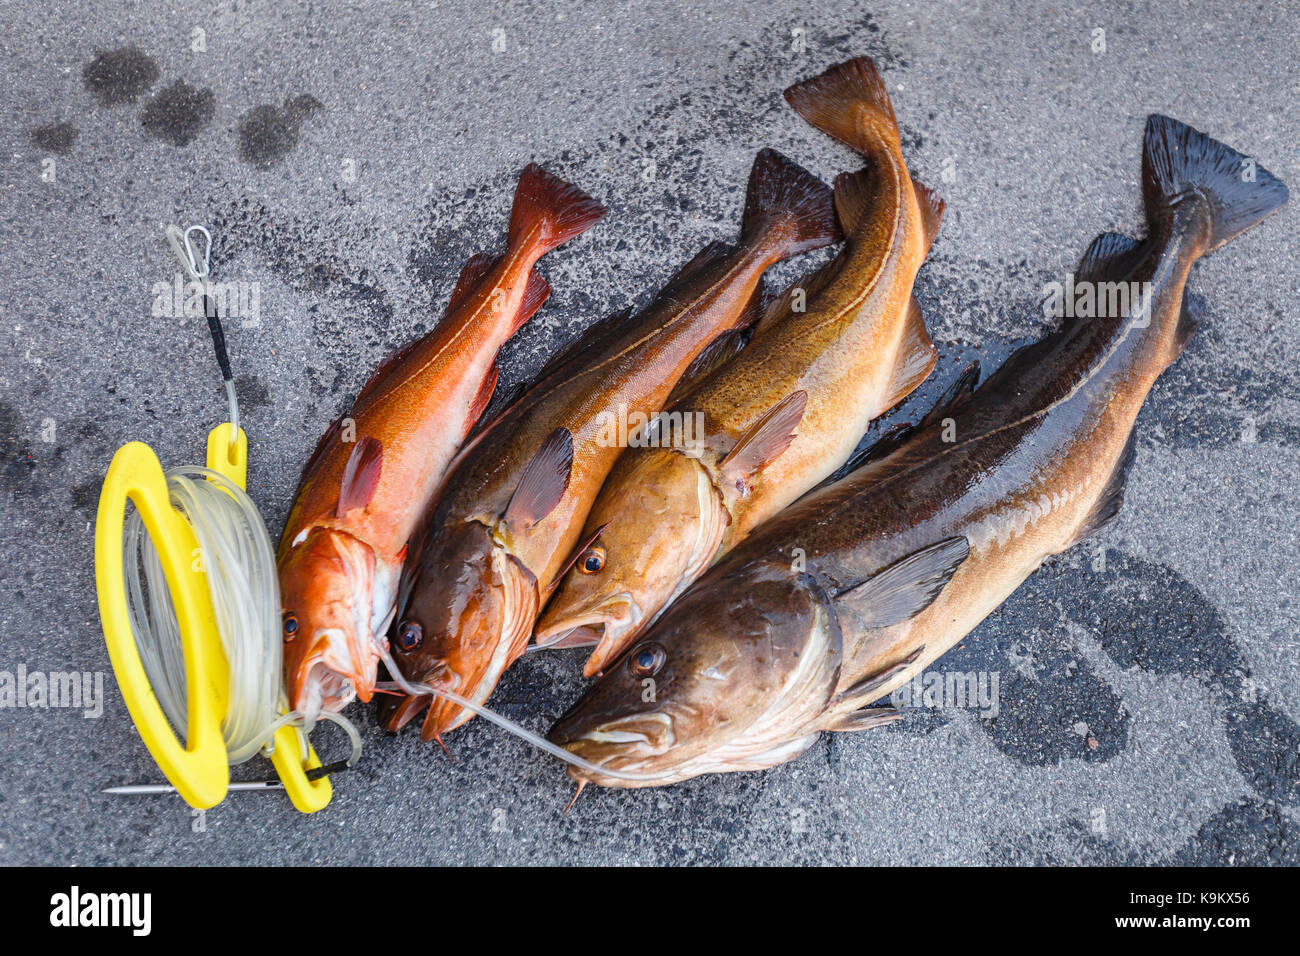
[549,115,1288,786]
[535,57,944,677]
[383,149,841,743]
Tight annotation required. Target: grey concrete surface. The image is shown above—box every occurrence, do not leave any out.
[1,0,1296,865]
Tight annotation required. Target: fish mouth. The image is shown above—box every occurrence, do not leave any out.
[549,711,676,780]
[384,547,538,743]
[534,594,642,677]
[291,629,370,715]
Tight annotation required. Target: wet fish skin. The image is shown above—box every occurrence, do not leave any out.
[549,114,1288,786]
[383,149,842,742]
[278,164,605,716]
[536,56,943,678]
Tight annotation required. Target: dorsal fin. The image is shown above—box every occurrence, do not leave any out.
[831,421,914,482]
[879,298,937,411]
[352,253,499,411]
[660,241,735,299]
[534,307,635,383]
[732,275,769,332]
[720,390,808,489]
[1064,429,1137,548]
[504,427,574,528]
[833,536,970,631]
[755,254,843,334]
[918,361,981,430]
[830,361,981,484]
[444,253,499,317]
[292,416,342,502]
[833,166,878,235]
[1172,291,1206,360]
[509,268,551,336]
[1075,232,1147,286]
[336,436,383,517]
[910,177,945,250]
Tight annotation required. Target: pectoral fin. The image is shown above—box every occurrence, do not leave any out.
[834,536,969,630]
[504,427,574,528]
[720,390,808,491]
[336,436,383,517]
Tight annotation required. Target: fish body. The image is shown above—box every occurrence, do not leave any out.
[536,57,943,676]
[550,114,1288,786]
[384,149,842,741]
[279,164,605,716]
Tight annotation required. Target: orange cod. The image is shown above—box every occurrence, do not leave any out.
[278,164,605,718]
[381,148,842,743]
[535,56,944,676]
[549,115,1288,787]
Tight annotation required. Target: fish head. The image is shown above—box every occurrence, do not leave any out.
[279,527,380,716]
[534,450,726,677]
[547,562,839,786]
[383,520,538,741]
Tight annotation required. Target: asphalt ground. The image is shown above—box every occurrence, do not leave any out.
[1,0,1296,864]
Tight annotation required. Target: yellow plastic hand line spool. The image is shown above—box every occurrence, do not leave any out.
[95,423,332,812]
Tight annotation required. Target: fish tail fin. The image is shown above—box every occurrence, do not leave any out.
[1141,114,1288,253]
[783,56,899,155]
[739,147,841,261]
[508,163,606,256]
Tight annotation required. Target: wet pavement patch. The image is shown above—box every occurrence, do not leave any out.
[31,122,78,155]
[139,80,216,146]
[236,95,323,168]
[82,47,160,106]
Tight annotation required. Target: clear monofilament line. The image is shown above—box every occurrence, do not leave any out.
[375,646,672,784]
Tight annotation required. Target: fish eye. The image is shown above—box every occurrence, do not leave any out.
[396,620,423,652]
[629,642,665,677]
[579,545,606,574]
[282,613,299,641]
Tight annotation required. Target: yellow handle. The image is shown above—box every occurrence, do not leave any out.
[204,424,333,812]
[96,427,334,812]
[95,442,229,809]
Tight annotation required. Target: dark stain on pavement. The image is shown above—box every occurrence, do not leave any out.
[31,122,78,155]
[82,47,160,106]
[140,80,216,146]
[237,95,323,168]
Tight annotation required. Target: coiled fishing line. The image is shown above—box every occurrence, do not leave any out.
[118,225,361,775]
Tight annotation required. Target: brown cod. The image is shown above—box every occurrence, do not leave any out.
[548,115,1288,786]
[382,149,842,743]
[535,56,945,677]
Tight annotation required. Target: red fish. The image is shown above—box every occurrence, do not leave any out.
[279,164,604,718]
